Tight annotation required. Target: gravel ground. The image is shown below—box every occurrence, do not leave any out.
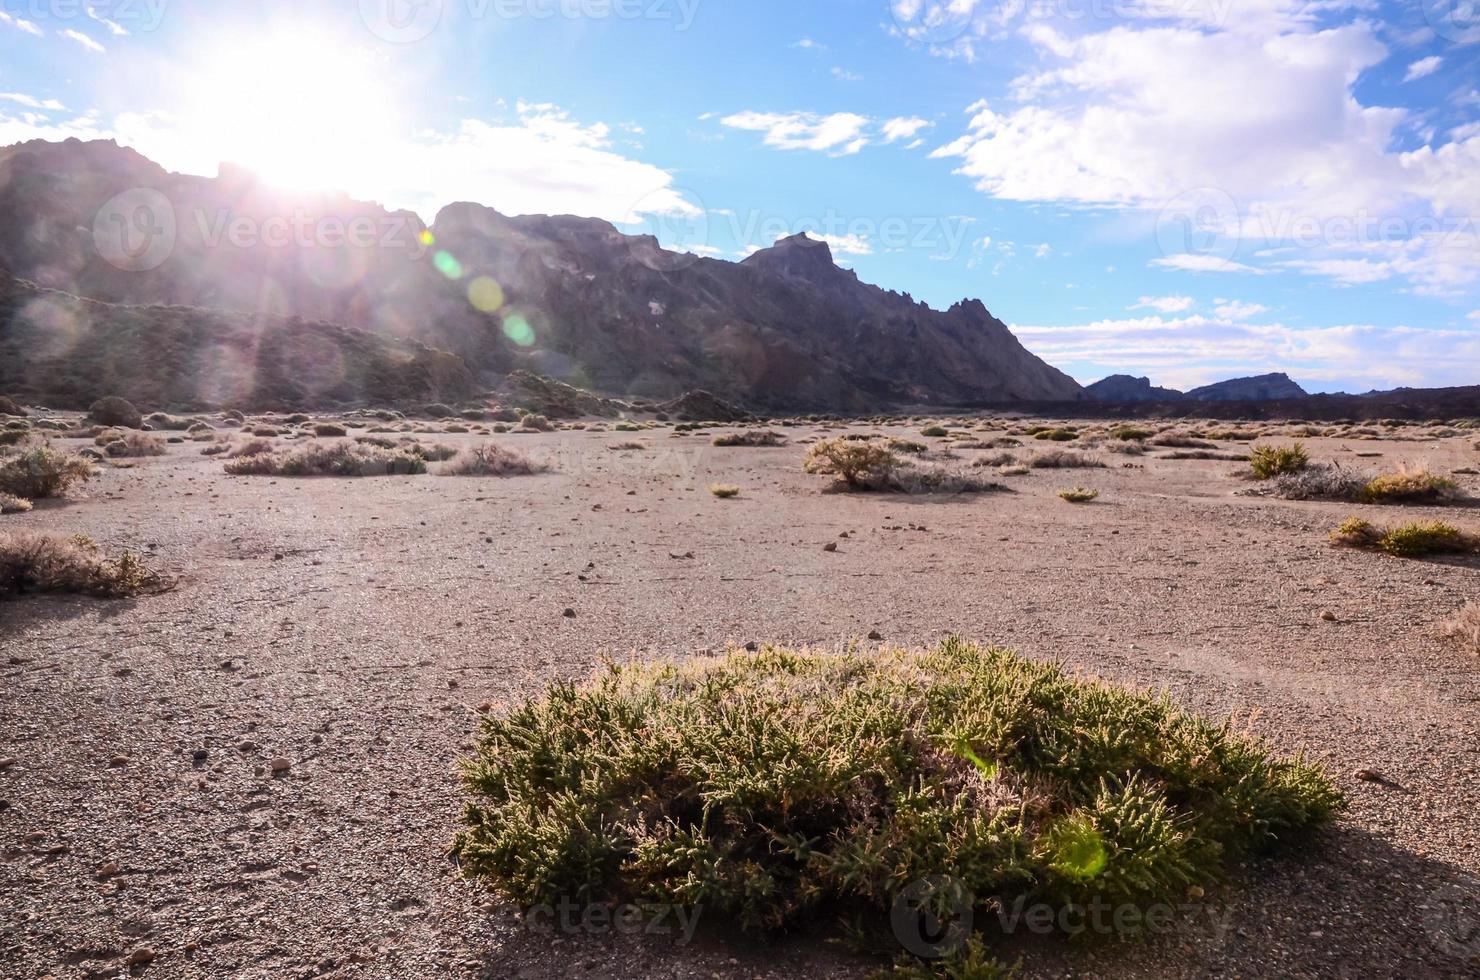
[2,422,1478,979]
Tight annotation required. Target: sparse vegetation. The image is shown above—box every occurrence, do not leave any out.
[921,424,950,438]
[516,413,553,432]
[1359,467,1462,505]
[454,640,1340,963]
[225,441,429,477]
[1111,426,1152,441]
[708,483,741,498]
[0,493,32,514]
[0,532,168,598]
[1250,443,1310,480]
[713,430,786,447]
[1440,602,1480,655]
[88,397,142,429]
[1330,517,1477,557]
[1271,464,1367,501]
[1058,487,1099,503]
[804,438,899,489]
[1033,428,1079,442]
[1028,450,1106,470]
[313,422,349,437]
[436,444,549,477]
[0,446,94,500]
[103,431,166,458]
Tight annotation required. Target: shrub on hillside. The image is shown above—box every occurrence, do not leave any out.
[0,446,93,499]
[0,532,167,598]
[224,441,428,477]
[88,397,142,429]
[436,444,549,477]
[454,640,1340,961]
[1250,443,1310,480]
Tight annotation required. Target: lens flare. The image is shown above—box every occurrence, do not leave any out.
[502,313,536,347]
[467,276,505,313]
[433,251,464,280]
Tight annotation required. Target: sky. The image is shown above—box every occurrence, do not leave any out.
[1,0,1477,393]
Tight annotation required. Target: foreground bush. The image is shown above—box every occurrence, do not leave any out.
[224,441,428,477]
[804,438,898,489]
[1359,467,1463,505]
[0,532,167,598]
[436,444,549,477]
[1330,517,1478,557]
[0,446,94,499]
[1249,443,1309,479]
[1058,487,1099,503]
[455,640,1340,961]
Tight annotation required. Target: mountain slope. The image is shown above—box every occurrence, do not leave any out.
[1186,373,1308,402]
[0,138,1082,411]
[1085,375,1186,402]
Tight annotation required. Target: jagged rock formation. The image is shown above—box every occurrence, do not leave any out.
[1085,375,1186,402]
[0,138,1083,412]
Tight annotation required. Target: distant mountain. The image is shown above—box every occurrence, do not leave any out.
[0,138,1083,412]
[1085,375,1185,402]
[1186,373,1308,402]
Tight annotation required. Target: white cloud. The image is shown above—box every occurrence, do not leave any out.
[881,116,932,143]
[1403,56,1442,82]
[0,100,694,226]
[0,93,65,112]
[1213,300,1269,319]
[793,38,824,50]
[831,67,863,82]
[1151,254,1263,274]
[60,29,105,53]
[813,232,873,256]
[1034,243,1052,258]
[0,11,43,36]
[720,110,872,155]
[1132,295,1195,313]
[88,10,130,36]
[1468,310,1480,321]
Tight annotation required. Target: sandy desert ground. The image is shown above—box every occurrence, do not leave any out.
[2,418,1478,979]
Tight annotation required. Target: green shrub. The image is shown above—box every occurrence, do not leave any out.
[1249,443,1309,480]
[1359,467,1462,505]
[921,425,950,438]
[1034,429,1078,442]
[0,532,167,598]
[0,446,94,499]
[1330,517,1477,557]
[455,640,1340,959]
[615,422,642,432]
[224,442,428,477]
[1111,427,1152,442]
[1058,487,1099,503]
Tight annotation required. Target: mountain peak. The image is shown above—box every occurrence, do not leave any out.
[741,232,839,281]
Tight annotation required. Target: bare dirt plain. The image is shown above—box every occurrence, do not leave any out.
[3,419,1478,979]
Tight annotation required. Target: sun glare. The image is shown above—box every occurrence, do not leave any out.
[182,31,403,193]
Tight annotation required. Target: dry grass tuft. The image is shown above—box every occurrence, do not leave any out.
[708,483,742,498]
[436,444,550,477]
[0,532,169,598]
[0,493,33,514]
[1360,466,1464,505]
[1059,487,1100,503]
[313,422,349,437]
[1029,449,1106,470]
[1439,602,1480,655]
[1330,517,1478,557]
[1250,443,1310,479]
[103,432,166,458]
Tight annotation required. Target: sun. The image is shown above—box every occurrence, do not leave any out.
[181,30,405,194]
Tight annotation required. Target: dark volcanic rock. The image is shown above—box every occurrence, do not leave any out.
[1187,372,1308,402]
[0,138,1083,412]
[1085,375,1185,403]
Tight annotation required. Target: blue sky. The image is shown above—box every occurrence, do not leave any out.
[1,0,1477,392]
